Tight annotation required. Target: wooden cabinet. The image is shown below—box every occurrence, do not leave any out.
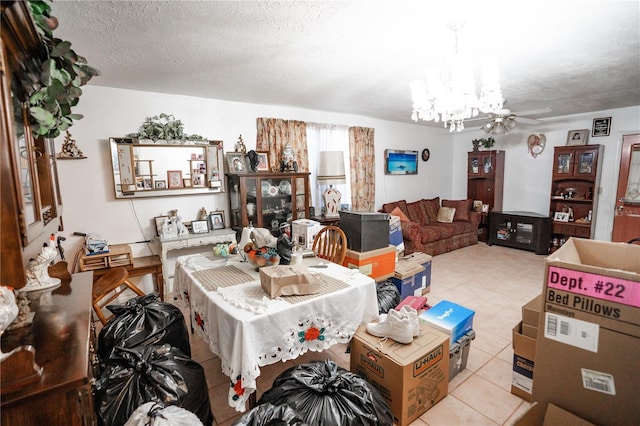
[1,272,96,425]
[1,1,64,289]
[227,172,310,233]
[549,145,603,244]
[488,211,552,255]
[467,150,505,241]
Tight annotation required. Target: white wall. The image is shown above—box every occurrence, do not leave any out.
[55,86,450,257]
[452,106,640,241]
[55,85,639,259]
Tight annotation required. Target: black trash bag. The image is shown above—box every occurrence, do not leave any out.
[94,344,214,426]
[376,280,401,314]
[97,293,191,363]
[257,359,393,426]
[232,402,308,426]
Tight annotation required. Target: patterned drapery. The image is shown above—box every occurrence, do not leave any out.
[256,118,308,172]
[348,127,375,211]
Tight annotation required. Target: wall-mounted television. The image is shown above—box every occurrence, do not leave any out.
[385,149,418,175]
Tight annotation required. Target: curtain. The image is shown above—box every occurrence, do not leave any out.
[256,118,308,172]
[306,122,351,211]
[349,126,375,211]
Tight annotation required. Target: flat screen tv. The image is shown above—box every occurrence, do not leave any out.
[385,149,418,175]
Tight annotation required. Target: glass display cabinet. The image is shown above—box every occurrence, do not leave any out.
[226,172,310,233]
[467,150,505,241]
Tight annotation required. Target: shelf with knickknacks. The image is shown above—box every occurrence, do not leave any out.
[56,130,86,159]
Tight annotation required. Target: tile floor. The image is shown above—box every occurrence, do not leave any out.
[180,242,547,425]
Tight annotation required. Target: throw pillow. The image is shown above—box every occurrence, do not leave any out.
[406,200,428,225]
[381,200,408,216]
[420,197,440,224]
[442,199,472,222]
[437,207,456,223]
[390,206,410,222]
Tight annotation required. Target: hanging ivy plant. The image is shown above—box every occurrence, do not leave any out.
[127,113,206,142]
[27,1,100,138]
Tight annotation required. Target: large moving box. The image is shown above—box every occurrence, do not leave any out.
[390,257,425,301]
[340,211,390,252]
[511,321,536,401]
[402,252,432,294]
[350,323,449,426]
[532,238,640,426]
[343,245,396,281]
[514,402,595,426]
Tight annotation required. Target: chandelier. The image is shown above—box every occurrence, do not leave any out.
[410,22,505,132]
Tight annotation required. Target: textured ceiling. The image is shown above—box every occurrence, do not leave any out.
[51,1,640,128]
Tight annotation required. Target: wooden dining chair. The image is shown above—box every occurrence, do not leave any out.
[312,225,348,265]
[92,267,145,325]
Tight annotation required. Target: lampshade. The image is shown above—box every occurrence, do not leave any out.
[317,151,346,185]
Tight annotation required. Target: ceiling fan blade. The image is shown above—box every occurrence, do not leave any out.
[516,117,543,125]
[513,107,552,117]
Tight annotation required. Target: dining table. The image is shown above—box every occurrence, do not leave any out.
[174,252,379,411]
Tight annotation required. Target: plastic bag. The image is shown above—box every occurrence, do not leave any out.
[97,293,191,362]
[94,344,214,426]
[376,280,401,314]
[257,359,393,426]
[232,402,308,426]
[125,401,203,426]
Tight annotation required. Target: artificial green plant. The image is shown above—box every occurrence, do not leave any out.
[127,113,206,141]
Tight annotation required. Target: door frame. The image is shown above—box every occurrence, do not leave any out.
[610,131,640,241]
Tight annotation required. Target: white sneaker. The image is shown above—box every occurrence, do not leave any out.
[366,311,413,344]
[379,306,420,337]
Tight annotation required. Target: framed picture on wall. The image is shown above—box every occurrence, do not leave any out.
[566,129,588,146]
[592,117,611,137]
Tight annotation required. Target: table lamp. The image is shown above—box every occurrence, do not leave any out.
[317,151,346,219]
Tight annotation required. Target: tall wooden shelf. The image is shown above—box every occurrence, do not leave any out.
[549,144,603,249]
[467,150,505,242]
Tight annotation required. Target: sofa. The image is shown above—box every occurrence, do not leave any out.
[380,198,481,256]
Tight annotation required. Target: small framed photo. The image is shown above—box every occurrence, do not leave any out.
[209,211,225,230]
[167,170,183,188]
[183,178,192,188]
[554,212,570,222]
[155,180,166,189]
[191,153,197,160]
[154,215,169,237]
[481,204,490,213]
[473,200,483,212]
[191,220,209,234]
[192,173,205,187]
[226,152,247,173]
[143,178,152,189]
[592,117,611,137]
[566,129,588,146]
[256,151,270,172]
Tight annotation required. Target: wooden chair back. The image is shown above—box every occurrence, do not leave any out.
[91,267,145,325]
[312,225,347,265]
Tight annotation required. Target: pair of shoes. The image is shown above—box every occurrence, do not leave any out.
[366,306,419,344]
[379,305,420,337]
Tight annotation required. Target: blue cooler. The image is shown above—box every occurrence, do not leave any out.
[419,300,475,344]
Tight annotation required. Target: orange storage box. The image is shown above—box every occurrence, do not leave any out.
[343,245,396,281]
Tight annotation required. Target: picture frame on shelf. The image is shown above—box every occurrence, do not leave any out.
[554,212,570,222]
[592,117,611,137]
[473,200,483,212]
[191,220,209,234]
[226,152,247,173]
[183,178,192,187]
[143,178,152,189]
[192,173,205,187]
[566,129,588,146]
[154,215,169,237]
[209,211,225,230]
[256,151,270,172]
[481,204,490,213]
[167,170,183,188]
[155,180,166,189]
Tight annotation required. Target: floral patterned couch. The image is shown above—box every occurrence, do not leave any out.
[380,198,481,256]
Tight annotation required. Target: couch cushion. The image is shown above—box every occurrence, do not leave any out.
[406,201,428,225]
[437,207,456,223]
[442,199,473,222]
[390,206,410,222]
[420,197,440,224]
[381,200,408,216]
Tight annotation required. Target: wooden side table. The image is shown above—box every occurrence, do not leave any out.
[89,255,164,301]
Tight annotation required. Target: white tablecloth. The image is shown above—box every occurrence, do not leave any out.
[174,254,379,411]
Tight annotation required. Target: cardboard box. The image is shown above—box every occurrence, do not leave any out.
[343,245,396,281]
[350,322,449,426]
[389,215,405,254]
[390,258,425,301]
[449,329,475,381]
[522,294,543,328]
[514,402,595,426]
[291,219,322,250]
[531,238,640,425]
[259,265,322,298]
[522,323,538,339]
[340,211,390,252]
[402,252,432,294]
[419,300,475,345]
[512,321,537,401]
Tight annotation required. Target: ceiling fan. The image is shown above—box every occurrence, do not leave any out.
[480,108,548,134]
